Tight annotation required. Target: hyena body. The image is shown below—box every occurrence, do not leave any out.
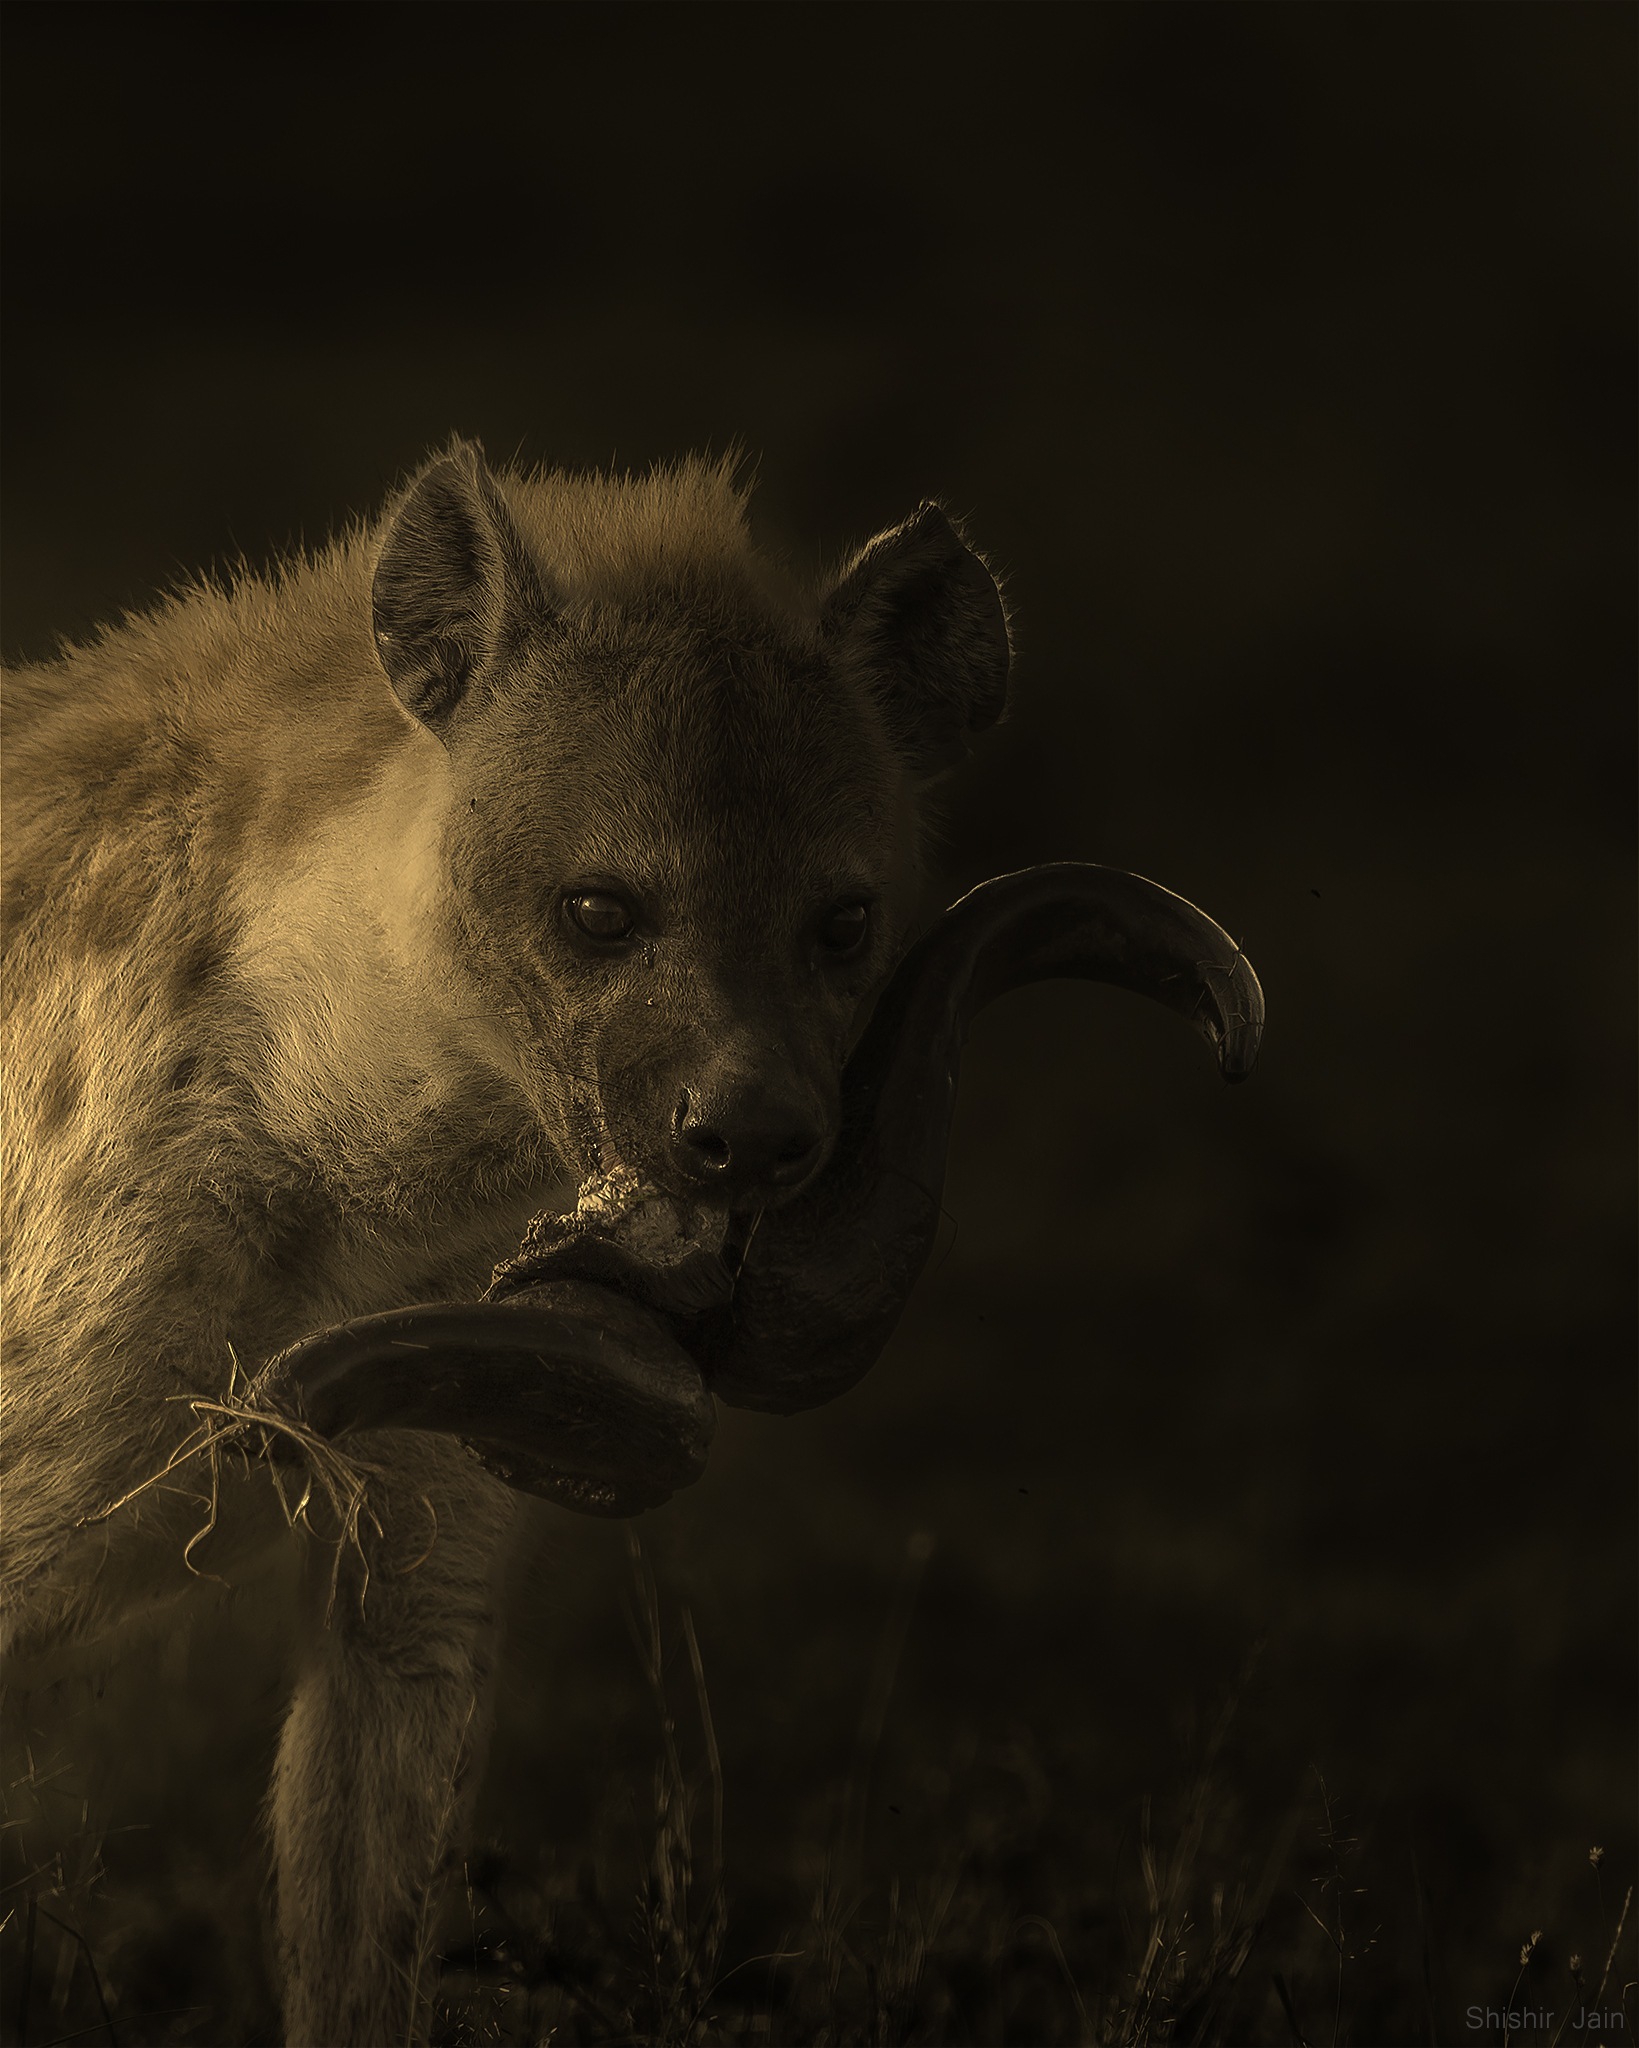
[0,444,1008,2041]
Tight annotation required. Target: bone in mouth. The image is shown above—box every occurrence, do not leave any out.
[255,863,1264,1513]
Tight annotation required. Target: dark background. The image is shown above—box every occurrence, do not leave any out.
[2,5,1633,2043]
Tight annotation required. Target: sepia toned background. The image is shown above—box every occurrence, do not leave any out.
[2,4,1633,2042]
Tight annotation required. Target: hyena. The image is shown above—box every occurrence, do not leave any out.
[2,439,1262,2045]
[0,440,1014,2042]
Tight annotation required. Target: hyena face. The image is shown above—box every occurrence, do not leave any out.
[444,652,909,1210]
[374,443,1010,1213]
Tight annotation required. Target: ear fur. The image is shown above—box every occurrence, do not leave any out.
[820,503,1010,780]
[372,438,551,740]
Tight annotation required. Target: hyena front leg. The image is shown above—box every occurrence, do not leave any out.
[268,1434,518,2048]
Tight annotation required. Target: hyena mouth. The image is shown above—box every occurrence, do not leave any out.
[256,864,1264,1516]
[500,1166,744,1317]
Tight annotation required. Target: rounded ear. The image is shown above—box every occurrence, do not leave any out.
[820,503,1011,779]
[371,438,552,741]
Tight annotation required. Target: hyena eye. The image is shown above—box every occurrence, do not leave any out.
[818,902,869,953]
[565,891,635,941]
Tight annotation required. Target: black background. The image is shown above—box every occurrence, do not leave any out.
[2,5,1633,2043]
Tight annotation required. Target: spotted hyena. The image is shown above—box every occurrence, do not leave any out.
[0,439,1012,2042]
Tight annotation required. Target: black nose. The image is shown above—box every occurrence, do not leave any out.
[670,1100,825,1193]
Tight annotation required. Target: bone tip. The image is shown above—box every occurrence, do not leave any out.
[1219,1026,1264,1083]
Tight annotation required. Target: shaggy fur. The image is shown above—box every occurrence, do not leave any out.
[0,440,1009,2043]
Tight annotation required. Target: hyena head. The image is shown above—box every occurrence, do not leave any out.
[374,441,1010,1214]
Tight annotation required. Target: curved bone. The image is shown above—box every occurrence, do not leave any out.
[258,862,1261,1506]
[691,862,1263,1413]
[252,1281,714,1516]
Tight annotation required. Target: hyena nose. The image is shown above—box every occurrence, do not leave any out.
[671,1100,825,1194]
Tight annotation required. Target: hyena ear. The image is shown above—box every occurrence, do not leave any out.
[372,439,553,740]
[820,503,1010,779]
